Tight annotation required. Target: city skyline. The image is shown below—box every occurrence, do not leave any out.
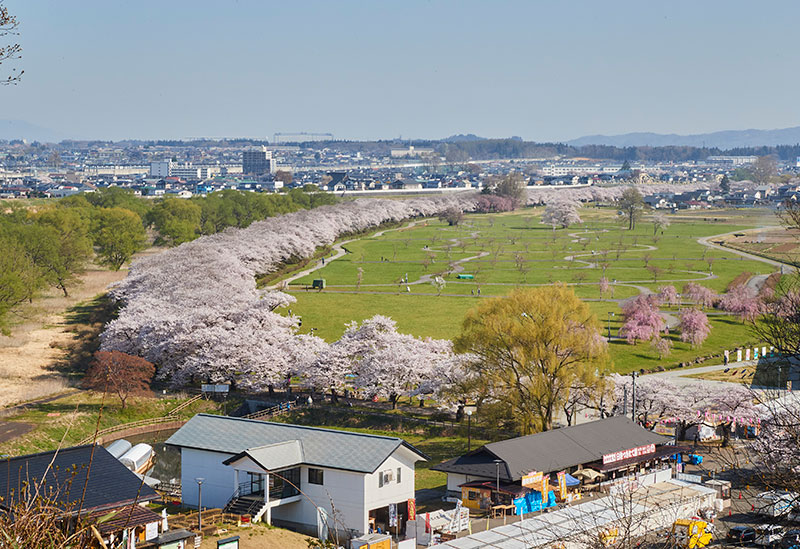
[2,0,800,141]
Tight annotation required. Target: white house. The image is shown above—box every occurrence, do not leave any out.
[166,414,426,538]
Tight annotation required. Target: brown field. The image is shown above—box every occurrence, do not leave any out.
[0,248,165,409]
[721,226,800,264]
[0,268,126,407]
[199,525,311,549]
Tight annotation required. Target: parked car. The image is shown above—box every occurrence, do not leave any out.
[756,524,784,547]
[781,530,800,549]
[728,526,756,545]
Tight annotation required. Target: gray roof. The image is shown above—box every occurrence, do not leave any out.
[433,416,670,481]
[167,414,426,474]
[223,440,305,470]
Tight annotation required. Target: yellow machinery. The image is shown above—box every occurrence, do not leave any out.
[670,519,713,549]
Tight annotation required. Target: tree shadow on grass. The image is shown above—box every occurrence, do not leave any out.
[51,294,119,381]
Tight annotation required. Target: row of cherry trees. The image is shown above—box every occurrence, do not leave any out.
[101,196,480,396]
[595,374,760,445]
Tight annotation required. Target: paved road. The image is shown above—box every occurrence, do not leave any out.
[0,421,33,444]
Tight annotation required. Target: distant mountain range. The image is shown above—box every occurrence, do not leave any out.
[567,126,800,149]
[0,120,68,143]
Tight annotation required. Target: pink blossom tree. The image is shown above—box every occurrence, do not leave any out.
[719,284,764,323]
[682,282,716,309]
[657,285,680,306]
[650,336,673,359]
[618,296,666,344]
[679,308,711,347]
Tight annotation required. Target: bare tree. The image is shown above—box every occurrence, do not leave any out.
[0,1,22,84]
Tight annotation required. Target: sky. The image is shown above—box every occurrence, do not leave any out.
[2,0,800,142]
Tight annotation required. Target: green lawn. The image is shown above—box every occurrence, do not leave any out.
[280,206,779,373]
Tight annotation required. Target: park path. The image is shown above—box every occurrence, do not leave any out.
[696,226,795,271]
[266,220,427,290]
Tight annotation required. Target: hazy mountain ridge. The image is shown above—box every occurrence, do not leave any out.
[0,120,68,143]
[567,126,800,148]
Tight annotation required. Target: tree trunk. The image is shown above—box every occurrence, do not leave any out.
[390,394,398,409]
[268,385,275,397]
[330,388,339,403]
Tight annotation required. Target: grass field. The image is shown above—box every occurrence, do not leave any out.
[0,392,223,455]
[279,206,780,373]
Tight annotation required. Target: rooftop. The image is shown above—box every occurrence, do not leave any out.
[0,445,159,515]
[167,414,427,474]
[433,416,670,482]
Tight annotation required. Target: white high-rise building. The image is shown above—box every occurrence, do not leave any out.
[150,160,172,178]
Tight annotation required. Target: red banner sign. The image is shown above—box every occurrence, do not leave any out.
[602,444,656,465]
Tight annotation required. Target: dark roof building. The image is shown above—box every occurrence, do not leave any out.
[167,413,427,474]
[433,416,672,484]
[0,444,159,516]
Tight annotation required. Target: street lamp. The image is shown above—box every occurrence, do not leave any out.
[195,477,205,532]
[607,312,614,339]
[464,405,477,452]
[494,459,502,503]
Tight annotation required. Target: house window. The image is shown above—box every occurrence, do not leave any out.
[396,467,401,483]
[467,489,479,501]
[308,468,324,486]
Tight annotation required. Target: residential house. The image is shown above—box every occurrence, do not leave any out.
[166,414,427,538]
[0,445,161,547]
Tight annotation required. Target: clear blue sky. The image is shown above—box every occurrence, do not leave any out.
[2,0,800,141]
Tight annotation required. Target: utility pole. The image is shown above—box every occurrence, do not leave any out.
[631,372,638,423]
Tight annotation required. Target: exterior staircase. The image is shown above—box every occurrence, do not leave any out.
[223,495,269,522]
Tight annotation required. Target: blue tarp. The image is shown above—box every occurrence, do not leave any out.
[512,490,556,515]
[564,473,580,487]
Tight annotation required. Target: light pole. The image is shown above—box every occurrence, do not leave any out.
[630,372,638,423]
[607,311,614,339]
[494,459,502,503]
[195,477,205,532]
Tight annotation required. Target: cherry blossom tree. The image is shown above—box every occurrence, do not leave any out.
[682,282,716,309]
[431,275,446,296]
[599,276,610,297]
[652,213,670,236]
[679,308,711,347]
[541,199,582,229]
[618,296,665,344]
[650,335,672,359]
[307,315,459,408]
[657,285,680,306]
[718,283,764,322]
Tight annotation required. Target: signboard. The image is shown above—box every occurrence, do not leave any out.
[522,471,543,487]
[602,444,656,465]
[557,471,567,500]
[145,522,159,541]
[541,474,549,500]
[201,384,229,394]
